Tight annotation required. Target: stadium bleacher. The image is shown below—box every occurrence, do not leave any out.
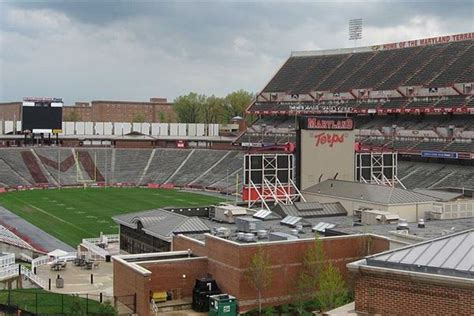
[398,161,474,189]
[261,40,471,95]
[0,148,246,194]
[165,149,228,186]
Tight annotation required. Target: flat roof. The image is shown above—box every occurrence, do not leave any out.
[304,179,437,205]
[326,217,474,241]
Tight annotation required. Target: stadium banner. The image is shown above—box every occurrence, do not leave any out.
[299,116,354,130]
[421,151,458,159]
[371,32,473,51]
[288,103,353,113]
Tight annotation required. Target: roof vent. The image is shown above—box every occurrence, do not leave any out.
[236,232,245,241]
[243,233,257,243]
[257,230,268,239]
[418,219,425,228]
[291,229,299,236]
[397,218,409,231]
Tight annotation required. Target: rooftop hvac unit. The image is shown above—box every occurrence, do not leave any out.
[361,210,399,225]
[212,227,231,238]
[236,232,245,241]
[396,218,409,231]
[213,205,247,223]
[243,233,257,243]
[235,217,263,233]
[269,232,298,241]
[256,230,268,239]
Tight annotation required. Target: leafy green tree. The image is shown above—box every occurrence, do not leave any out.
[65,109,81,122]
[157,111,166,123]
[296,234,349,313]
[132,111,146,123]
[316,263,348,311]
[301,234,325,295]
[245,246,273,315]
[173,92,205,123]
[200,95,224,124]
[224,90,254,122]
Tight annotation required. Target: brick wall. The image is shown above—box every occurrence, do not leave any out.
[354,273,474,315]
[142,257,208,298]
[172,234,390,312]
[90,100,175,123]
[113,258,150,316]
[114,256,208,316]
[173,235,209,257]
[0,102,21,120]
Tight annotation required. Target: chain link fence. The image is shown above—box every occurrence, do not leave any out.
[0,289,135,315]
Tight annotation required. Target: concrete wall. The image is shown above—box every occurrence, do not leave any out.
[299,129,355,190]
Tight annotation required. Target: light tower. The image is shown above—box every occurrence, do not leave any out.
[349,18,363,48]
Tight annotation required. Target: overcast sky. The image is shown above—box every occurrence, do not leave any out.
[0,1,472,105]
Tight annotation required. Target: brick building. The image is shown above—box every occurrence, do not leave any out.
[0,97,175,123]
[113,233,390,316]
[63,98,175,122]
[348,229,473,315]
[0,102,21,120]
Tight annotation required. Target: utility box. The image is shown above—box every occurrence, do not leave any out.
[235,217,262,233]
[209,294,237,316]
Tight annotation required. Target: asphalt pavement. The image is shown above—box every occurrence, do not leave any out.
[0,206,74,252]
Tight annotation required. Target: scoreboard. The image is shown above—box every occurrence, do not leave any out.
[22,97,63,134]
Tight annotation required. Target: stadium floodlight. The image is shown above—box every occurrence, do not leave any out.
[349,18,363,41]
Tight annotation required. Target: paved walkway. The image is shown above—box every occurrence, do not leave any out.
[37,261,113,297]
[0,206,74,252]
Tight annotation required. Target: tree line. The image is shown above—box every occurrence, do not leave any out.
[173,90,254,124]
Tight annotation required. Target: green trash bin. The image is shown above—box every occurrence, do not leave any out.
[209,294,237,316]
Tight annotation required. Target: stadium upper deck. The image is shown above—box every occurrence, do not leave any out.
[248,32,473,115]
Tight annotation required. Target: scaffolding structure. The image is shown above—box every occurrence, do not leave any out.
[243,153,305,211]
[355,152,405,189]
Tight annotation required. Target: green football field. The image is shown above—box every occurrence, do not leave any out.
[0,188,225,247]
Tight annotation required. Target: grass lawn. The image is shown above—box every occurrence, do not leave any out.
[0,187,225,247]
[0,288,115,315]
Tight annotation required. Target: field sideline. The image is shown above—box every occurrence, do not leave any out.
[0,188,225,247]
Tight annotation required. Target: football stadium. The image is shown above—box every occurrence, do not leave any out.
[0,26,473,316]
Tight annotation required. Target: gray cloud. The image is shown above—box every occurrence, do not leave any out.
[0,1,473,104]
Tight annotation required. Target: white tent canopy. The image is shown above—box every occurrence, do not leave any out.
[47,249,68,258]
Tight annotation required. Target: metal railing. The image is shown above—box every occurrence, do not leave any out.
[81,241,109,259]
[31,255,49,271]
[0,264,20,280]
[0,264,48,289]
[0,253,15,268]
[20,266,48,289]
[82,234,119,245]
